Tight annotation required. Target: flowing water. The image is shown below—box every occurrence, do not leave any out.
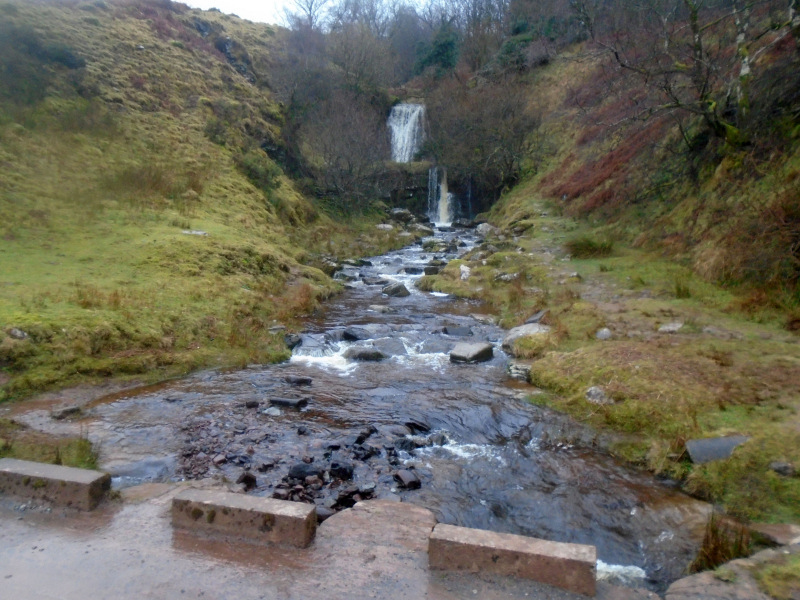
[387,103,426,163]
[10,227,712,593]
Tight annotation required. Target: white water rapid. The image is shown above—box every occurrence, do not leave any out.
[388,103,426,163]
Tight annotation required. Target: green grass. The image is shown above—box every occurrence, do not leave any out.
[754,554,800,600]
[0,418,98,469]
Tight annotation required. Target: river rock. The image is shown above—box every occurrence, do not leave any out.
[585,386,612,405]
[394,469,421,490]
[329,460,355,480]
[285,375,312,386]
[284,333,302,350]
[424,266,440,275]
[443,325,472,337]
[749,523,800,546]
[343,326,372,341]
[270,397,309,409]
[451,218,475,228]
[476,223,498,237]
[262,406,282,417]
[362,276,390,286]
[501,323,551,355]
[343,347,388,361]
[596,328,613,340]
[507,361,532,381]
[288,462,322,480]
[371,337,407,356]
[236,471,257,490]
[402,266,424,275]
[382,282,410,297]
[685,436,749,464]
[369,304,394,313]
[450,342,494,363]
[376,223,393,231]
[51,405,82,420]
[525,309,549,324]
[389,208,414,223]
[7,328,28,340]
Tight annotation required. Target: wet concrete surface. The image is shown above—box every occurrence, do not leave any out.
[0,484,658,600]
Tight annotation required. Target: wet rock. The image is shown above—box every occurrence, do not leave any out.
[355,426,378,444]
[371,337,407,356]
[405,420,430,434]
[236,471,257,490]
[343,347,388,362]
[362,276,390,286]
[382,282,410,297]
[768,461,795,477]
[284,333,302,350]
[525,309,549,324]
[272,489,290,500]
[343,326,372,341]
[443,326,472,337]
[270,397,309,409]
[390,208,414,223]
[749,523,800,546]
[257,461,275,472]
[501,323,551,355]
[297,425,310,436]
[244,400,260,409]
[585,386,612,405]
[369,304,394,313]
[507,361,532,381]
[329,460,355,480]
[284,375,312,386]
[419,338,453,354]
[452,218,475,229]
[685,436,749,464]
[51,405,82,420]
[212,454,226,466]
[262,407,282,417]
[428,432,447,446]
[659,322,684,334]
[288,462,322,480]
[394,437,419,453]
[596,328,613,340]
[352,444,380,461]
[394,469,421,490]
[460,265,471,280]
[401,266,424,275]
[450,342,493,363]
[424,266,440,275]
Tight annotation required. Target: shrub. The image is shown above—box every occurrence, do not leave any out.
[234,150,282,198]
[564,235,614,258]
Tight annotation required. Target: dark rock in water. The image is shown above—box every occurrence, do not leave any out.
[443,326,472,337]
[371,337,407,357]
[428,432,448,446]
[288,462,321,480]
[270,397,309,409]
[329,460,355,480]
[362,276,390,286]
[257,461,275,472]
[394,469,421,490]
[236,471,257,490]
[390,208,415,223]
[315,506,336,523]
[394,437,419,453]
[343,326,372,341]
[272,489,290,500]
[343,347,388,362]
[768,461,796,477]
[423,266,441,275]
[402,266,424,275]
[685,436,749,464]
[51,406,82,420]
[419,338,453,354]
[382,282,410,297]
[244,400,260,409]
[405,420,430,434]
[352,444,380,461]
[451,218,475,229]
[355,426,377,445]
[450,342,494,363]
[285,375,312,386]
[297,425,310,436]
[284,333,302,350]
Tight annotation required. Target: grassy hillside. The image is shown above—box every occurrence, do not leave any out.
[0,0,410,401]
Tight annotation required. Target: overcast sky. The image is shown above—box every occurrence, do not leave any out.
[184,1,292,26]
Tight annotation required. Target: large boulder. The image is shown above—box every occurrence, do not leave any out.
[343,347,388,362]
[502,323,551,355]
[450,342,494,363]
[382,282,410,297]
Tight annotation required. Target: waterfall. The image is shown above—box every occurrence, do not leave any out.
[427,167,454,226]
[388,104,426,163]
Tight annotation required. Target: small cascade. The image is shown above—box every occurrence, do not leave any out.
[427,166,454,226]
[388,103,426,163]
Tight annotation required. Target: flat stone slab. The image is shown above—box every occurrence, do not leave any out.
[0,457,110,510]
[750,522,800,546]
[171,488,316,548]
[429,523,597,596]
[685,436,749,464]
[269,397,309,409]
[450,342,494,363]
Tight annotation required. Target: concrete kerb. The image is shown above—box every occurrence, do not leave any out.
[429,523,597,597]
[171,488,317,548]
[0,457,111,510]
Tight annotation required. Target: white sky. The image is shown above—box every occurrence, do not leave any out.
[184,1,292,26]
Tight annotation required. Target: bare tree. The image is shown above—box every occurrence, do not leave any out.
[285,0,332,30]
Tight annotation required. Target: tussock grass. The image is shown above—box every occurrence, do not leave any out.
[689,513,751,573]
[0,419,98,469]
[565,235,614,258]
[754,554,800,600]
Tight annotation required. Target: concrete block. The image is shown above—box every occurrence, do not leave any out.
[171,488,317,548]
[0,458,110,510]
[429,523,596,597]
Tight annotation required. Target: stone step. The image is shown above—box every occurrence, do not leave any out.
[429,523,597,597]
[0,457,111,510]
[171,488,317,548]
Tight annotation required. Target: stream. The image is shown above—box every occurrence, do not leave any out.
[10,226,710,592]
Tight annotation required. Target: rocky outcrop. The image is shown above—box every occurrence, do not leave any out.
[501,323,551,355]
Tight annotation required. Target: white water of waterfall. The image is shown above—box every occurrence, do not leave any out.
[428,167,454,226]
[388,104,425,163]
